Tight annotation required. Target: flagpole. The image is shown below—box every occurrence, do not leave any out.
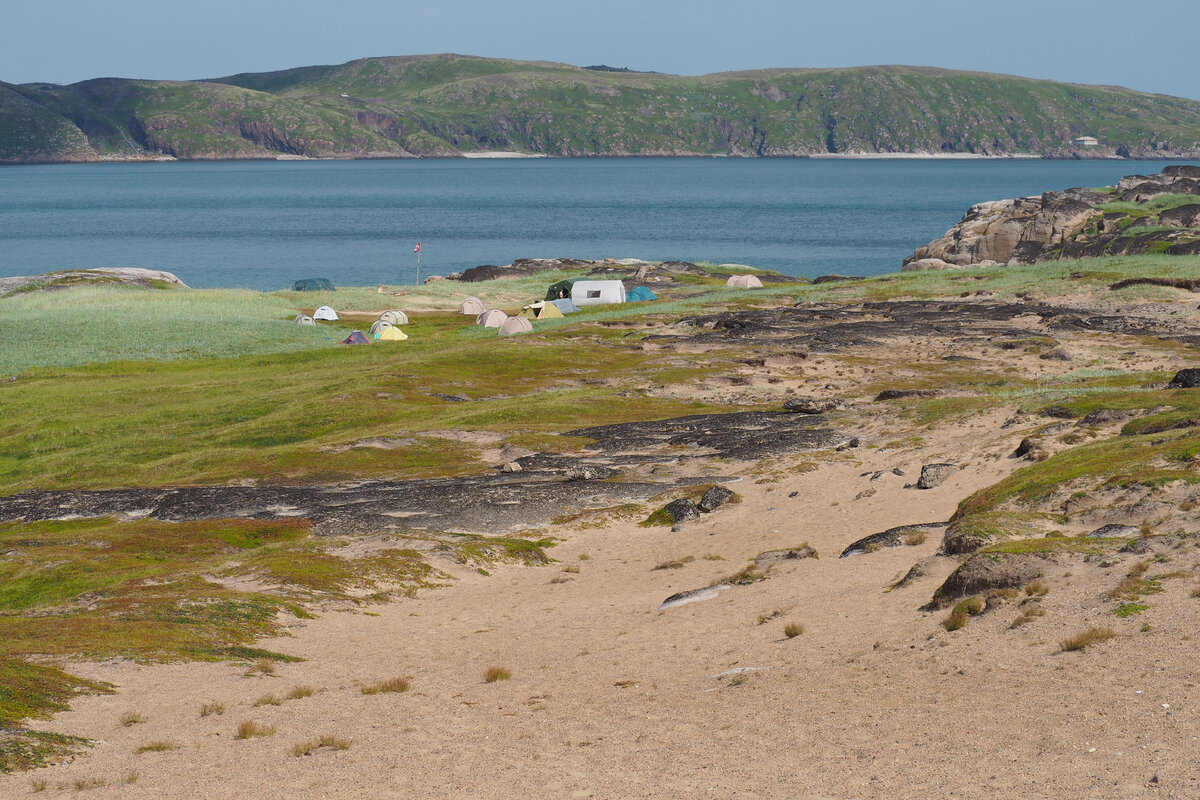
[414,242,422,286]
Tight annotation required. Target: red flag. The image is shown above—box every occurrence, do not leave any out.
[413,242,421,253]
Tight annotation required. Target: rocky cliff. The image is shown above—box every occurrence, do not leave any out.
[904,165,1200,270]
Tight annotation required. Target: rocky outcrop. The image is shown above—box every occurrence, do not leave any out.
[904,166,1200,269]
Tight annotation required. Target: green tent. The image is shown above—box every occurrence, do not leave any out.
[292,278,335,292]
[545,278,580,301]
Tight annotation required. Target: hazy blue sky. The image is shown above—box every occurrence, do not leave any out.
[4,0,1199,99]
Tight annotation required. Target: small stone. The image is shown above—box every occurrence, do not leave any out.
[788,491,799,498]
[892,467,906,477]
[500,462,522,473]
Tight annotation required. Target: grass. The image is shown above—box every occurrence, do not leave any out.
[199,702,225,717]
[783,622,804,639]
[942,597,985,631]
[134,740,179,754]
[484,666,512,683]
[361,677,410,695]
[1010,605,1046,628]
[119,711,145,727]
[252,694,281,707]
[286,685,316,700]
[235,720,276,739]
[1060,627,1116,652]
[290,734,352,757]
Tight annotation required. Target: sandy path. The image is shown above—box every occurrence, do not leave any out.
[6,410,1200,798]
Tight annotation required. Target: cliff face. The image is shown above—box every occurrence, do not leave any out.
[4,56,1200,163]
[905,165,1200,270]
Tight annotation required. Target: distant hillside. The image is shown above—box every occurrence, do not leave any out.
[4,54,1200,163]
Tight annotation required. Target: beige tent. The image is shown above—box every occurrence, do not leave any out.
[293,314,315,325]
[477,309,508,328]
[459,296,486,315]
[519,301,564,321]
[376,326,408,341]
[379,309,409,325]
[369,319,393,336]
[726,274,764,289]
[498,316,534,337]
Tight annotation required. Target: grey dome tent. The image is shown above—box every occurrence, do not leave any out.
[459,296,486,316]
[477,309,508,328]
[369,319,393,336]
[498,316,533,336]
[293,314,315,325]
[549,298,581,314]
[292,278,335,292]
[379,310,409,325]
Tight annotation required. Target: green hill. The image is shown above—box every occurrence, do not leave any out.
[4,54,1200,162]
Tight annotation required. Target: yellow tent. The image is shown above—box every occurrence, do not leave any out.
[519,301,565,320]
[376,326,409,341]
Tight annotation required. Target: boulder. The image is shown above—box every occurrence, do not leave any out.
[1166,368,1200,389]
[782,396,842,414]
[1087,523,1139,538]
[916,463,958,489]
[698,486,736,512]
[931,552,1044,607]
[658,498,701,524]
[1158,204,1200,229]
[753,544,818,567]
[902,258,953,272]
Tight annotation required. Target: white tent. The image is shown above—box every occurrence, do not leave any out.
[313,305,339,320]
[378,309,409,325]
[369,319,393,336]
[498,316,534,336]
[571,280,626,306]
[459,296,486,315]
[725,274,763,289]
[477,309,508,328]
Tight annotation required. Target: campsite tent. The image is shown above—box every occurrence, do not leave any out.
[293,314,315,325]
[376,326,408,341]
[476,309,508,328]
[498,317,534,337]
[313,306,339,320]
[341,331,370,345]
[545,279,580,301]
[725,274,764,289]
[378,310,409,326]
[292,278,335,292]
[459,296,486,316]
[549,298,581,314]
[626,286,657,302]
[519,301,564,321]
[369,319,393,336]
[571,280,626,306]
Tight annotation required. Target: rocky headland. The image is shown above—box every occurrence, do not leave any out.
[905,165,1200,270]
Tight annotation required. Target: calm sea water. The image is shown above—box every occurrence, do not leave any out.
[0,158,1190,290]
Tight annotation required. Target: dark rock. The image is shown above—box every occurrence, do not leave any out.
[660,498,701,524]
[787,491,799,498]
[931,552,1043,607]
[1158,204,1200,228]
[1041,348,1073,361]
[1077,408,1134,426]
[782,396,842,414]
[875,389,939,401]
[839,522,945,557]
[1012,437,1038,458]
[1042,405,1078,419]
[753,544,817,567]
[916,463,958,489]
[1166,368,1200,389]
[1120,538,1153,554]
[812,274,865,284]
[698,485,736,512]
[1087,523,1139,538]
[431,393,471,402]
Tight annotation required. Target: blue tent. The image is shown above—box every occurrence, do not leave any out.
[627,286,657,302]
[550,298,582,314]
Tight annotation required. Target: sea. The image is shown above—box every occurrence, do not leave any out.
[0,157,1191,291]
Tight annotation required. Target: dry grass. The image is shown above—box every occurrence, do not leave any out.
[361,677,410,695]
[235,720,276,739]
[123,771,139,785]
[286,685,316,700]
[1024,579,1050,596]
[134,740,179,754]
[245,657,277,677]
[562,565,581,574]
[119,711,145,727]
[484,666,513,683]
[252,694,282,707]
[199,701,225,717]
[291,734,352,757]
[1060,626,1116,652]
[31,780,47,792]
[73,776,107,790]
[942,596,985,631]
[1010,605,1046,628]
[1192,585,1200,598]
[902,531,928,546]
[549,575,572,584]
[784,622,805,639]
[652,555,695,571]
[757,608,787,625]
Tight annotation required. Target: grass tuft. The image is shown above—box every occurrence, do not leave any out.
[291,734,352,757]
[1060,626,1116,652]
[252,694,281,707]
[119,711,145,727]
[361,677,410,695]
[484,666,512,683]
[199,701,225,717]
[285,685,316,700]
[134,740,178,754]
[783,622,804,639]
[235,720,276,739]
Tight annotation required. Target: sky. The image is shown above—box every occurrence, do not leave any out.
[3,0,1199,100]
